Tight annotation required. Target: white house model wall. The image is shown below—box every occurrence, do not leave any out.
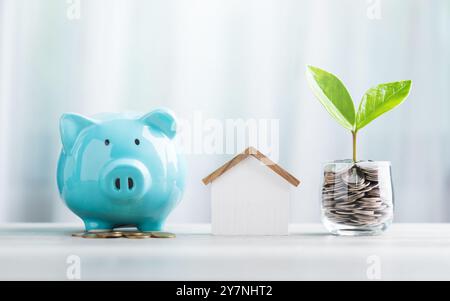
[211,157,290,235]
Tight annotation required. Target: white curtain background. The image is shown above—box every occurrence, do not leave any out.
[0,0,449,223]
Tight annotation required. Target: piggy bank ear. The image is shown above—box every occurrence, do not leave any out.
[140,108,178,139]
[60,113,97,154]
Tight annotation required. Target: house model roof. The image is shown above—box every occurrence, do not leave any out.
[202,147,300,187]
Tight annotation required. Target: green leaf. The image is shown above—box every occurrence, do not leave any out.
[356,80,412,131]
[306,66,356,131]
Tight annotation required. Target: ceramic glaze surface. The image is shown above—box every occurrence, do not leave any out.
[57,109,186,232]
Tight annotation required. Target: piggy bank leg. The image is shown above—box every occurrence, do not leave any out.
[137,220,163,232]
[83,218,114,232]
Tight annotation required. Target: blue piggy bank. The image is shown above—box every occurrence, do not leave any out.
[57,109,186,232]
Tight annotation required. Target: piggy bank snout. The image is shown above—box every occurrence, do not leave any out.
[100,159,151,201]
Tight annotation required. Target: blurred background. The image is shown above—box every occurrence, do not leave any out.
[0,0,449,224]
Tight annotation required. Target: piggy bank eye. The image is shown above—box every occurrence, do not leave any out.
[104,139,110,146]
[134,139,140,146]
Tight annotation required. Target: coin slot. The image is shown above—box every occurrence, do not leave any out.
[114,178,121,190]
[128,177,134,190]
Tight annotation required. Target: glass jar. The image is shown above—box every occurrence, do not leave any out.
[321,160,394,236]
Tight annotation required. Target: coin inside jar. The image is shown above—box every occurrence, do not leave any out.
[322,163,392,229]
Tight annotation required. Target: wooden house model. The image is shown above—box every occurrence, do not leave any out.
[202,147,300,235]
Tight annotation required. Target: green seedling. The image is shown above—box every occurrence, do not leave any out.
[306,65,412,162]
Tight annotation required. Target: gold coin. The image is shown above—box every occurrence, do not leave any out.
[123,231,148,236]
[150,232,176,238]
[81,233,102,239]
[71,232,86,238]
[124,234,152,239]
[110,230,129,235]
[109,231,126,235]
[95,232,123,238]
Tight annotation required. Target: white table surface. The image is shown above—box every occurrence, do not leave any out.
[0,223,449,280]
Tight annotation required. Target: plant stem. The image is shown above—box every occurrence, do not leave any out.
[352,131,357,162]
